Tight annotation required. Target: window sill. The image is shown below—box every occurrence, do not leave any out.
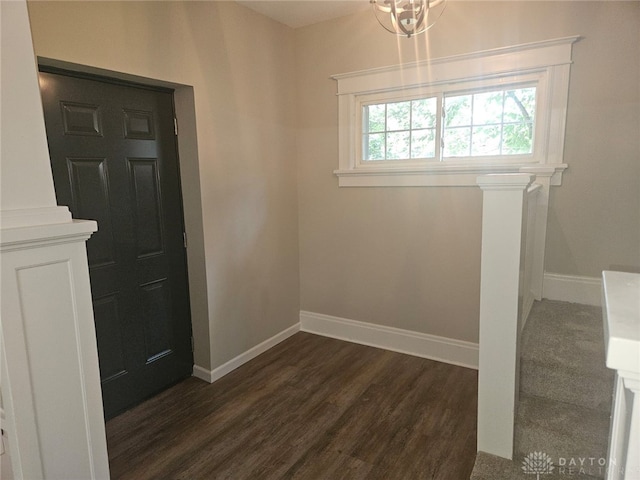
[333,163,567,187]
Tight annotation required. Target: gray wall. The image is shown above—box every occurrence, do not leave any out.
[27,1,639,355]
[296,2,640,343]
[28,1,301,370]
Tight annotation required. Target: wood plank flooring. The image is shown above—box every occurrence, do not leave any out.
[106,332,478,479]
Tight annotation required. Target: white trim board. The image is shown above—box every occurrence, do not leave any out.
[300,311,479,370]
[192,323,300,383]
[542,272,602,307]
[190,275,598,385]
[332,36,578,188]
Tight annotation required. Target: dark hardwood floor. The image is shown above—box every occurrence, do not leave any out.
[106,332,478,479]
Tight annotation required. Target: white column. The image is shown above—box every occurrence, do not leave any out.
[602,271,640,480]
[476,173,533,460]
[1,222,110,480]
[0,0,71,228]
[0,1,110,478]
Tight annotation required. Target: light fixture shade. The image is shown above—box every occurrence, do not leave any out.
[371,0,446,38]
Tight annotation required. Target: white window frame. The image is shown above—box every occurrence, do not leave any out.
[332,36,579,187]
[359,88,443,165]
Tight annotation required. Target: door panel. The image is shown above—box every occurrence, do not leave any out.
[128,158,165,257]
[93,294,127,382]
[39,70,193,419]
[67,157,117,266]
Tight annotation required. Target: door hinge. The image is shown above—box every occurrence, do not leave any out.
[183,232,187,249]
[174,117,178,136]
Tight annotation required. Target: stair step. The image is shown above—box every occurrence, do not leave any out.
[470,451,603,480]
[471,300,615,479]
[515,395,610,479]
[520,300,614,411]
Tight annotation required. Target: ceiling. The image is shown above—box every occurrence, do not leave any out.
[236,1,370,29]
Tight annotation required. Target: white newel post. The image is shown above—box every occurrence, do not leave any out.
[0,1,110,478]
[476,174,534,459]
[602,271,640,480]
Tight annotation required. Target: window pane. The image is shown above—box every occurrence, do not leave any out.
[386,131,410,159]
[503,88,536,123]
[502,122,533,154]
[387,102,411,131]
[473,91,504,125]
[444,127,471,157]
[365,104,386,133]
[411,98,437,129]
[444,95,471,127]
[411,129,435,158]
[472,125,501,156]
[443,86,536,158]
[364,133,386,160]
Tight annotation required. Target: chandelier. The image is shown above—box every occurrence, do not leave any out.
[370,0,446,38]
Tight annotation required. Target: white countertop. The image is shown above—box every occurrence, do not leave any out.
[603,271,640,373]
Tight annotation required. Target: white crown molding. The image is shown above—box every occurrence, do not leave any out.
[332,36,580,95]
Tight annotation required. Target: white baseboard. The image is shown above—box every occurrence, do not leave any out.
[192,365,214,383]
[192,323,300,383]
[299,311,478,370]
[542,272,602,307]
[190,274,600,384]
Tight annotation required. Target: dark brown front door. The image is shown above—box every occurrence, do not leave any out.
[39,69,193,419]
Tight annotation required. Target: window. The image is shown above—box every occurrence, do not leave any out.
[361,85,537,163]
[363,97,438,161]
[333,36,578,187]
[442,86,536,158]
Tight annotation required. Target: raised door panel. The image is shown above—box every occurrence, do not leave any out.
[92,294,127,383]
[127,158,165,259]
[67,157,116,268]
[140,278,173,363]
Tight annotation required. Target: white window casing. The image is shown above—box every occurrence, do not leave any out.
[332,36,579,187]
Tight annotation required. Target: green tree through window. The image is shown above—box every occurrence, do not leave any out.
[362,86,536,162]
[363,97,438,161]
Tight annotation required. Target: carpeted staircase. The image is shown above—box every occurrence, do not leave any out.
[470,300,615,480]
